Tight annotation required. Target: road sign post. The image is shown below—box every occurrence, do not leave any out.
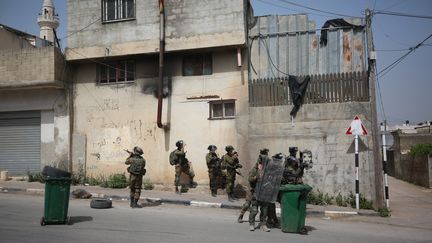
[346,116,368,211]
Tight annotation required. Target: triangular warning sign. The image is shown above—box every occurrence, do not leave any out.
[346,116,368,136]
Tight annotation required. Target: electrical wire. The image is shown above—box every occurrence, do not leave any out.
[373,10,432,20]
[275,0,359,18]
[259,35,290,76]
[377,33,432,79]
[59,17,101,40]
[256,0,335,18]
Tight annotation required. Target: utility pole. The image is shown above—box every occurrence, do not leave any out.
[365,8,384,208]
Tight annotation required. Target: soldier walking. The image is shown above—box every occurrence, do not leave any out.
[221,145,242,202]
[125,146,146,208]
[206,145,221,197]
[169,140,197,194]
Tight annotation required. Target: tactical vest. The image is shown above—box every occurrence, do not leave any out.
[128,156,146,175]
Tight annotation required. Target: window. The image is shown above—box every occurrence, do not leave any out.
[183,53,212,76]
[209,100,236,119]
[102,0,135,23]
[98,61,135,84]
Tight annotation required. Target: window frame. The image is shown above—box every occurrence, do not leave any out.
[101,0,136,24]
[208,99,236,120]
[97,60,135,85]
[182,53,213,76]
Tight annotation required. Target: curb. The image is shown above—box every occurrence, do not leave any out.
[0,186,377,217]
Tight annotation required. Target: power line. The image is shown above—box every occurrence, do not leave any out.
[373,10,432,19]
[59,17,101,40]
[377,33,432,79]
[256,0,335,18]
[275,0,359,18]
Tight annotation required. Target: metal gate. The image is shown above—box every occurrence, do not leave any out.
[0,111,41,176]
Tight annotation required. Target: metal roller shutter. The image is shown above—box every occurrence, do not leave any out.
[0,111,41,176]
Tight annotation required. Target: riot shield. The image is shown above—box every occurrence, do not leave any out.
[254,154,284,203]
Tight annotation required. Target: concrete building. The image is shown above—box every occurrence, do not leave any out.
[66,0,251,185]
[0,2,70,175]
[388,123,432,187]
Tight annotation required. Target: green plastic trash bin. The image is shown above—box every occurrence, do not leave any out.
[279,184,312,234]
[40,177,72,226]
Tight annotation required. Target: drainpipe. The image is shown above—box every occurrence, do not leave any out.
[157,0,167,129]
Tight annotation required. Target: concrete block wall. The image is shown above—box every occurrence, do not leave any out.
[71,48,249,185]
[66,0,246,60]
[0,46,65,89]
[247,102,377,201]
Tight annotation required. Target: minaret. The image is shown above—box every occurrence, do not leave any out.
[37,0,59,43]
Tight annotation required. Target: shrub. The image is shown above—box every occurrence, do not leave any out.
[335,193,348,207]
[27,171,44,183]
[307,189,325,205]
[107,173,128,189]
[409,143,432,157]
[377,207,391,217]
[143,179,154,190]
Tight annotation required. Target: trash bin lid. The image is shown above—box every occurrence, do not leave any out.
[279,184,312,192]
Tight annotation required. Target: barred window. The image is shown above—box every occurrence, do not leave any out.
[183,54,213,76]
[98,61,135,84]
[102,0,135,23]
[209,100,236,119]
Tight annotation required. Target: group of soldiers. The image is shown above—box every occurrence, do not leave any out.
[238,147,313,232]
[123,141,313,233]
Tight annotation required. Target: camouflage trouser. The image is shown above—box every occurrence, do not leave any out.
[249,199,268,225]
[208,169,218,193]
[267,202,279,226]
[225,171,236,194]
[240,198,251,215]
[129,174,143,200]
[175,164,195,186]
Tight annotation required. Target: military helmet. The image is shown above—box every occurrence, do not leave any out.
[289,147,298,154]
[225,145,234,152]
[175,140,184,148]
[133,146,144,155]
[273,153,284,159]
[208,145,217,151]
[260,148,269,155]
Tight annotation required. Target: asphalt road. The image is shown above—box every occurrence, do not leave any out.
[0,193,430,243]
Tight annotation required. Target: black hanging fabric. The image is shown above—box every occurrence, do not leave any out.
[288,75,310,118]
[320,18,363,46]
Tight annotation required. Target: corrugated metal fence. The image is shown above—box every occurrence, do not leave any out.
[249,71,369,107]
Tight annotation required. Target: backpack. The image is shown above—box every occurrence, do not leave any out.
[128,156,146,175]
[169,150,177,165]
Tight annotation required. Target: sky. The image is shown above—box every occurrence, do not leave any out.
[0,0,431,125]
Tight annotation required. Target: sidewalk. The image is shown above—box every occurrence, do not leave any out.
[0,180,377,217]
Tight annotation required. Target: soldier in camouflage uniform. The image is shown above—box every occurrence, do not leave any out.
[238,148,269,223]
[221,145,242,202]
[125,146,146,208]
[281,147,302,185]
[169,140,197,194]
[206,145,221,197]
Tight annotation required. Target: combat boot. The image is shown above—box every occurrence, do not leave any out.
[175,186,181,195]
[129,197,134,207]
[228,193,235,202]
[211,190,217,197]
[237,213,244,223]
[249,224,255,231]
[132,199,142,208]
[260,224,270,232]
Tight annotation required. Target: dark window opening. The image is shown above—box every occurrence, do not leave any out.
[102,0,135,23]
[98,60,135,84]
[183,53,213,76]
[209,100,236,119]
